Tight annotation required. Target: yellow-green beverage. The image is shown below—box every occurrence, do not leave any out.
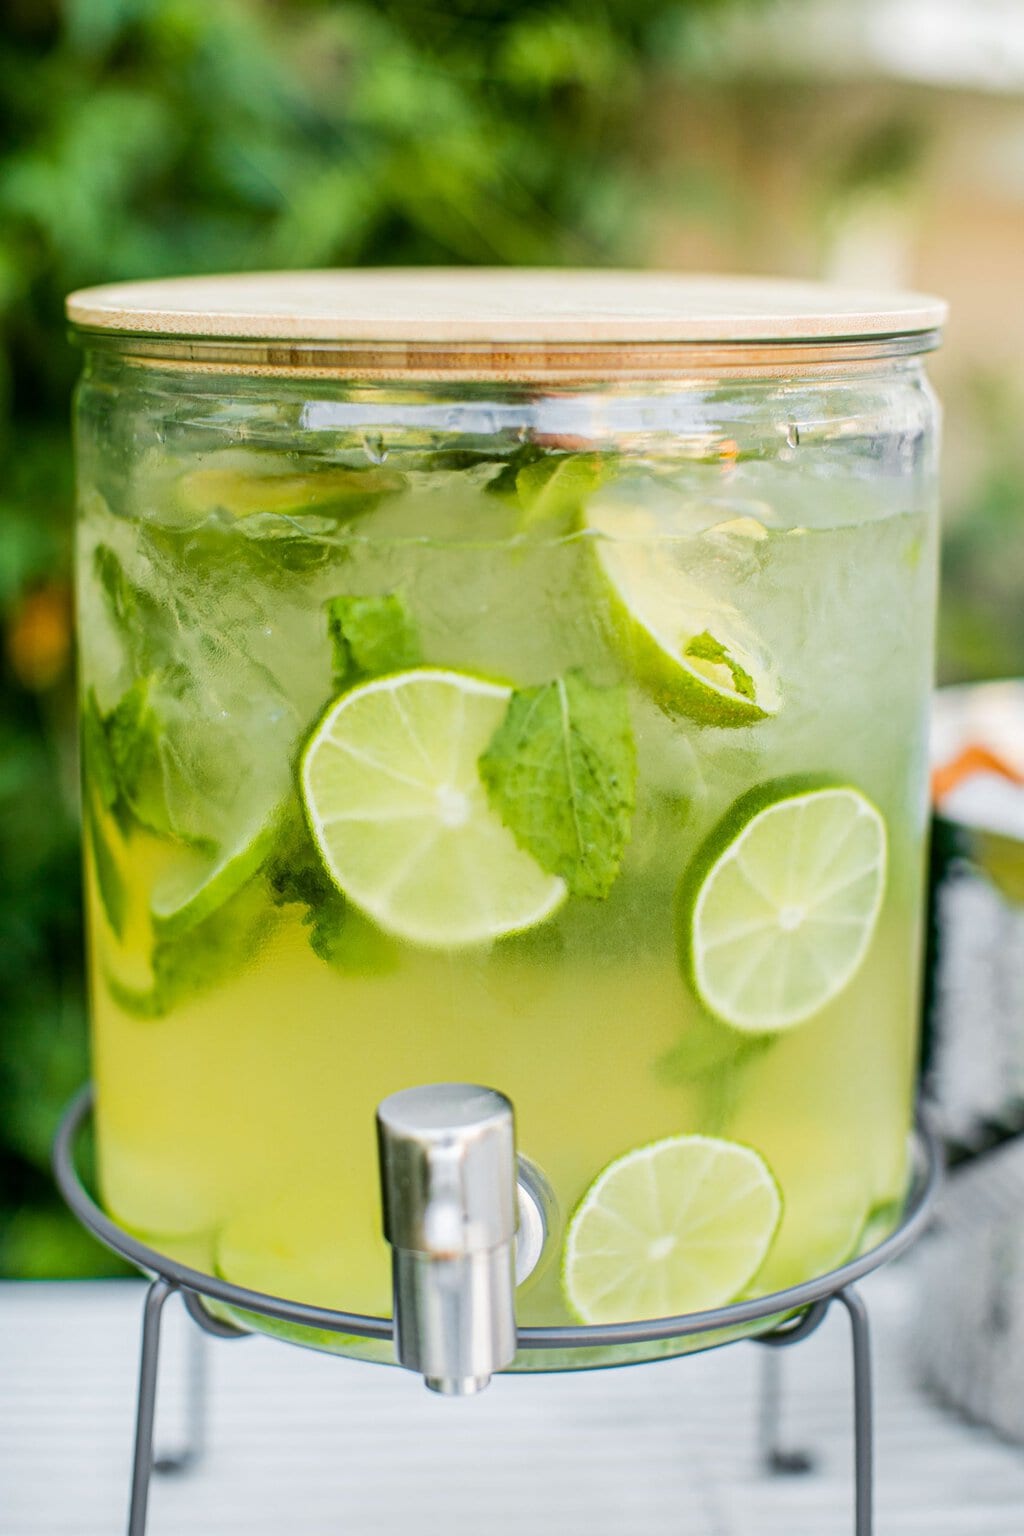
[72,299,940,1364]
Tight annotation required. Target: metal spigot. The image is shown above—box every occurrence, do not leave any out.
[376,1083,542,1396]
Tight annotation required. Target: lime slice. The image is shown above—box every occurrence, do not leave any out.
[150,818,279,942]
[563,1134,782,1323]
[683,783,887,1033]
[177,452,404,521]
[300,669,567,947]
[586,502,779,726]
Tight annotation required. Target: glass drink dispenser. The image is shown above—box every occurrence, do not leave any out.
[67,271,944,1379]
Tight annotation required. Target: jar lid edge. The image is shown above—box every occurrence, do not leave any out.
[66,268,948,346]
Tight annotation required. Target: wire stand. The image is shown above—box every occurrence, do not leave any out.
[54,1087,941,1536]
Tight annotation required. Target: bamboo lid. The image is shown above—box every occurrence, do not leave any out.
[66,269,946,344]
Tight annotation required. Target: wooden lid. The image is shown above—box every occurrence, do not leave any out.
[66,269,946,344]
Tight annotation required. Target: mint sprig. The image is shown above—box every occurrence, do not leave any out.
[479,670,635,899]
[488,449,607,533]
[514,452,606,531]
[267,809,398,974]
[82,794,127,938]
[93,544,168,673]
[83,678,191,843]
[325,592,422,690]
[656,1023,777,1135]
[104,678,171,836]
[106,877,274,1021]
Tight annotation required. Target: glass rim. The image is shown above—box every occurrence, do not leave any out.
[70,326,943,383]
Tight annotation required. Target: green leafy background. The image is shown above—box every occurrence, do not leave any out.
[0,0,1019,1275]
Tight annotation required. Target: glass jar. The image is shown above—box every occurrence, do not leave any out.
[68,272,944,1368]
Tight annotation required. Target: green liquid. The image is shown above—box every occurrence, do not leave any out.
[79,453,935,1365]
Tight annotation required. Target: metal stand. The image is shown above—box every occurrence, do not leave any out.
[753,1291,873,1536]
[151,1314,205,1476]
[54,1088,941,1536]
[127,1282,247,1536]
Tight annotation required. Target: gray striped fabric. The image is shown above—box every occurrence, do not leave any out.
[2,1271,1024,1536]
[916,1136,1024,1445]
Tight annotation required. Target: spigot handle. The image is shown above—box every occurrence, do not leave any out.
[376,1084,519,1395]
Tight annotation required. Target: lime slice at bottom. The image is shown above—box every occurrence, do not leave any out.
[301,669,567,948]
[563,1135,782,1323]
[684,783,887,1033]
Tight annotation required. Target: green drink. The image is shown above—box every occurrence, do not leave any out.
[70,272,943,1365]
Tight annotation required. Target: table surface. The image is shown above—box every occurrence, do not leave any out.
[2,1267,1024,1536]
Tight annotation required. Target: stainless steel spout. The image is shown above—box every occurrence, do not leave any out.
[376,1083,535,1395]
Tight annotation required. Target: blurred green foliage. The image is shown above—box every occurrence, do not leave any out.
[939,375,1024,683]
[1,0,1020,1277]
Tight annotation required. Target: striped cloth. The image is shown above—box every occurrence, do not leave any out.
[916,1134,1024,1445]
[3,1271,1024,1535]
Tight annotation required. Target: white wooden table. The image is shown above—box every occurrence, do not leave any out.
[2,1267,1023,1536]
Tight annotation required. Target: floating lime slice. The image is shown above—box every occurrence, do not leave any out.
[682,783,887,1033]
[563,1134,782,1323]
[586,501,779,726]
[300,669,567,948]
[177,452,404,521]
[150,819,280,942]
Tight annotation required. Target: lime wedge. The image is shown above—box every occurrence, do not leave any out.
[151,818,279,941]
[300,669,567,948]
[586,502,779,726]
[177,452,404,521]
[563,1134,782,1323]
[683,783,887,1033]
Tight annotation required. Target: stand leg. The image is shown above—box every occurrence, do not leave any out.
[755,1300,829,1476]
[837,1286,873,1536]
[128,1278,175,1536]
[150,1288,248,1476]
[758,1349,815,1475]
[153,1319,207,1476]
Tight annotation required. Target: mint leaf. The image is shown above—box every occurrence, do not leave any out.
[656,1024,776,1135]
[485,444,546,500]
[83,676,208,846]
[485,449,608,531]
[81,689,120,815]
[514,452,606,531]
[103,677,179,840]
[83,795,127,938]
[479,671,635,899]
[106,876,273,1021]
[93,544,166,672]
[656,1023,775,1087]
[307,898,399,976]
[326,592,422,689]
[93,543,141,626]
[266,814,334,910]
[684,630,756,704]
[266,808,398,973]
